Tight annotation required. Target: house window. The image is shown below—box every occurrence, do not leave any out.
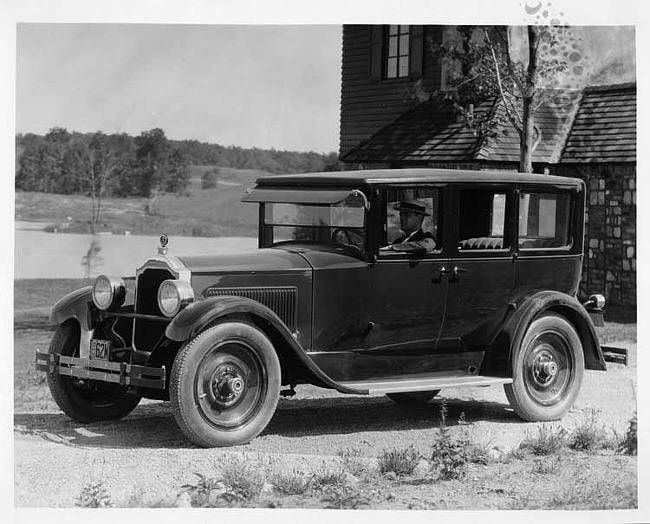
[385,25,410,78]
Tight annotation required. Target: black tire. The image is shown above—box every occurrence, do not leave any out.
[504,313,584,421]
[169,322,281,447]
[47,320,141,423]
[386,390,440,404]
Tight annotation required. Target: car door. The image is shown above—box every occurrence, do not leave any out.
[440,184,517,348]
[362,184,449,355]
[514,187,583,297]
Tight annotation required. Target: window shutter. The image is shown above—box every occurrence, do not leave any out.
[370,25,384,81]
[409,25,424,78]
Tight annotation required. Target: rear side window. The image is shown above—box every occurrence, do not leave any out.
[518,192,572,249]
[458,190,508,250]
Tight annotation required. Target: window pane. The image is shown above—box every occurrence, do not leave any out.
[388,35,398,57]
[458,190,508,250]
[385,187,440,248]
[518,192,571,249]
[398,57,409,77]
[399,25,410,34]
[399,34,410,54]
[386,57,397,78]
[388,25,399,36]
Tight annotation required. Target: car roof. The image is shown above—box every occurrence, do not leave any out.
[253,168,584,188]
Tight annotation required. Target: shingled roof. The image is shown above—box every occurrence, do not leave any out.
[561,83,636,163]
[342,83,635,166]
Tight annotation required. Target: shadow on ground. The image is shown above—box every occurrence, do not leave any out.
[14,394,520,450]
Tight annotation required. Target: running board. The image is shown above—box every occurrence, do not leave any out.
[338,374,513,395]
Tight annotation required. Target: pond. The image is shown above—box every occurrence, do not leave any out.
[14,227,258,279]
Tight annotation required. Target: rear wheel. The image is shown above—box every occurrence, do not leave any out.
[386,390,440,405]
[170,322,281,447]
[47,320,141,423]
[505,313,584,421]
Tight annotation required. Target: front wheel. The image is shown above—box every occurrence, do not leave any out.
[504,313,584,421]
[170,322,281,447]
[47,320,141,423]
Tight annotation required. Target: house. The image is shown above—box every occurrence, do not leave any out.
[338,25,636,308]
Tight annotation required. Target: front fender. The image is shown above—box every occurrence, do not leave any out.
[50,286,94,331]
[165,296,362,394]
[485,290,606,375]
[165,296,292,342]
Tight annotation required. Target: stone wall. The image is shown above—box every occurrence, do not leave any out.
[552,164,636,308]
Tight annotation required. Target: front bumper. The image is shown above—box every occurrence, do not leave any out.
[35,351,166,389]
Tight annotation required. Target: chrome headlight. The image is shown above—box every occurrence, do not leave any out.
[92,275,126,311]
[157,279,194,317]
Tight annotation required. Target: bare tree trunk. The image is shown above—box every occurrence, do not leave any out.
[520,94,535,173]
[519,26,540,173]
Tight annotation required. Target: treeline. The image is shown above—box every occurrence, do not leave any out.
[15,128,341,197]
[174,139,341,174]
[16,128,189,198]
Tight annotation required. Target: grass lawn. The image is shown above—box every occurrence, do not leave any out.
[15,167,265,237]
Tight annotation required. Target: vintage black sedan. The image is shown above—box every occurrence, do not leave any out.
[36,168,609,447]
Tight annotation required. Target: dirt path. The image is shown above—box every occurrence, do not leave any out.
[14,343,637,507]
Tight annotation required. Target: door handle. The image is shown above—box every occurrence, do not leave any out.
[450,266,468,283]
[431,266,452,284]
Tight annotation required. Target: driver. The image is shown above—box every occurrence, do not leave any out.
[381,201,436,253]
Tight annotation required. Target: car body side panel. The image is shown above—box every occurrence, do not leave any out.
[514,254,582,297]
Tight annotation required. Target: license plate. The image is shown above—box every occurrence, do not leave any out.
[90,339,112,360]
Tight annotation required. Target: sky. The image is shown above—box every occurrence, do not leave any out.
[14,21,637,156]
[16,24,343,153]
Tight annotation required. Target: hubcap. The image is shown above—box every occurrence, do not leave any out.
[524,331,573,406]
[210,365,246,406]
[532,351,559,386]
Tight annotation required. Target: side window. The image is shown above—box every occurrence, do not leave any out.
[518,192,572,249]
[383,187,441,253]
[458,190,508,250]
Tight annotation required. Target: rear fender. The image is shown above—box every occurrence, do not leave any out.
[50,286,94,331]
[485,290,606,375]
[165,296,361,394]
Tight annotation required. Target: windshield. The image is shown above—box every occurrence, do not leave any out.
[262,191,367,255]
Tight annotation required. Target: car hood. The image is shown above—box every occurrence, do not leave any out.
[177,248,312,274]
[177,245,366,274]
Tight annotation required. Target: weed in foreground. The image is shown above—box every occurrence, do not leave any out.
[270,468,312,495]
[337,447,374,477]
[181,472,228,507]
[377,445,421,478]
[618,412,637,456]
[430,427,469,480]
[311,465,348,490]
[217,455,266,500]
[321,485,370,510]
[75,480,112,508]
[429,401,470,480]
[569,409,611,451]
[519,424,567,456]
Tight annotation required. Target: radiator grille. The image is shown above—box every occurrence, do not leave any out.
[134,268,174,350]
[206,286,298,332]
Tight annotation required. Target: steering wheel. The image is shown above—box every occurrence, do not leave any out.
[331,228,364,255]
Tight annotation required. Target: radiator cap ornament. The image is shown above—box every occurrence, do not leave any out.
[158,233,169,255]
